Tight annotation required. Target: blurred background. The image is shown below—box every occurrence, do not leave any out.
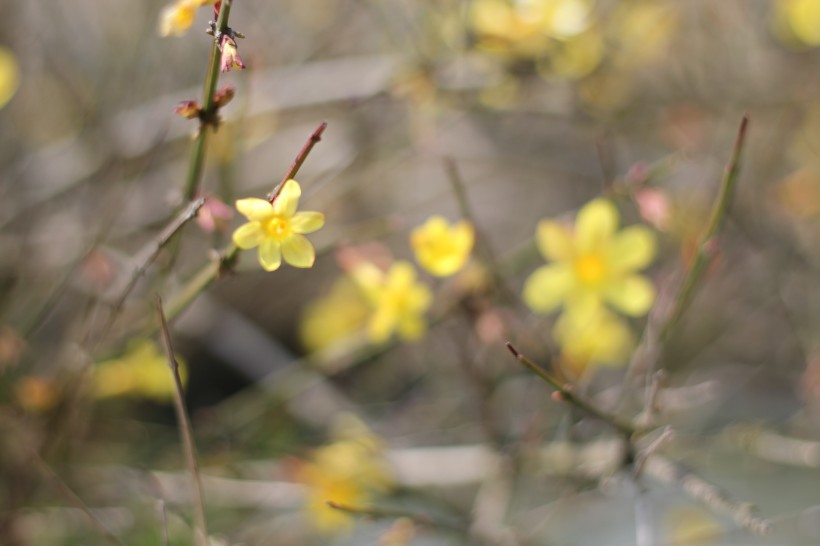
[3,0,820,544]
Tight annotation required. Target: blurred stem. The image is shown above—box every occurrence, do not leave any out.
[156,297,209,546]
[505,343,638,438]
[33,452,127,546]
[183,0,233,201]
[660,114,749,340]
[326,501,469,535]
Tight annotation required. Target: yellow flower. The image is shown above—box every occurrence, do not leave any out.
[352,262,432,344]
[158,0,215,37]
[296,417,392,534]
[299,277,371,354]
[554,305,635,375]
[93,340,185,402]
[0,47,20,110]
[232,179,325,272]
[410,216,474,277]
[523,198,656,317]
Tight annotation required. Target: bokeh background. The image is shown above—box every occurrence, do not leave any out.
[3,1,820,545]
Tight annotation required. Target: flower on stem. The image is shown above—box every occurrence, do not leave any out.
[410,215,474,277]
[219,34,245,72]
[352,261,432,344]
[523,198,657,318]
[232,179,325,272]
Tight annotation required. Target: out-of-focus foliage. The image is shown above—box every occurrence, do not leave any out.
[4,0,820,544]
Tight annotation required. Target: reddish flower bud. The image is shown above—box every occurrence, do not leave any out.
[213,84,235,108]
[174,100,202,119]
[219,35,245,72]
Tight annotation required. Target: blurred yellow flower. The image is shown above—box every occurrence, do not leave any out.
[0,47,19,110]
[352,262,432,343]
[523,198,656,317]
[158,0,216,37]
[93,340,184,402]
[773,0,820,47]
[299,277,371,354]
[554,305,635,375]
[470,0,595,60]
[663,506,722,545]
[410,216,474,277]
[296,417,393,534]
[232,179,325,272]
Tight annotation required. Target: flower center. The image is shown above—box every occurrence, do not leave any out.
[574,253,607,286]
[264,216,290,240]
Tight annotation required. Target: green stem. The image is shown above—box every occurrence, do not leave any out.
[660,114,749,340]
[182,0,234,201]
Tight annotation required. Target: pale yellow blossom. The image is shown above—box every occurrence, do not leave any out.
[410,216,474,277]
[232,180,325,272]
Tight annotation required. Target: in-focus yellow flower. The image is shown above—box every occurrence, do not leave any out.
[523,198,656,317]
[158,0,216,37]
[232,179,325,272]
[554,305,635,375]
[0,47,20,110]
[93,340,185,402]
[410,216,474,277]
[352,262,432,343]
[296,416,392,534]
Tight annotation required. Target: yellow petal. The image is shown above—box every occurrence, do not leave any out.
[232,222,265,249]
[603,274,655,316]
[368,308,397,344]
[282,234,316,268]
[291,211,325,234]
[536,220,574,262]
[258,239,282,271]
[387,262,416,290]
[408,284,432,312]
[522,264,573,314]
[576,198,618,252]
[606,225,656,272]
[236,198,274,221]
[273,179,301,217]
[398,314,426,341]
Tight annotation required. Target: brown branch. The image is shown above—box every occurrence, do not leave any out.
[326,500,468,535]
[505,343,638,437]
[156,297,208,546]
[267,121,327,202]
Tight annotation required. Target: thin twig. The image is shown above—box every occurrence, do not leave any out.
[266,121,328,202]
[645,455,771,535]
[156,297,209,546]
[443,157,513,301]
[32,452,127,546]
[326,500,468,535]
[505,343,637,437]
[659,114,750,340]
[111,198,205,313]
